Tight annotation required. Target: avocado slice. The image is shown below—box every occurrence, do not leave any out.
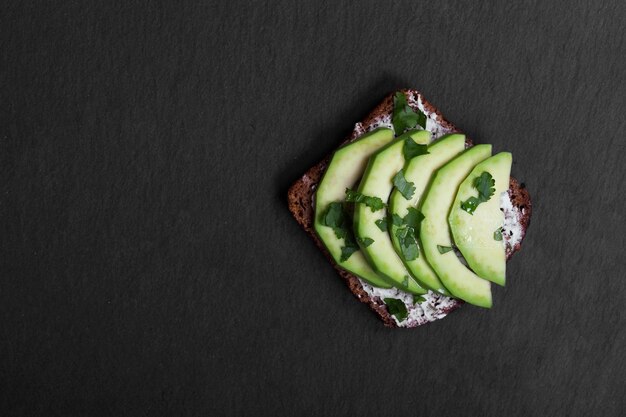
[389,134,466,295]
[449,152,512,286]
[420,145,493,308]
[314,128,395,288]
[353,130,430,295]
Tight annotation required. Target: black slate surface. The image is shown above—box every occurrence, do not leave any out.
[1,1,625,416]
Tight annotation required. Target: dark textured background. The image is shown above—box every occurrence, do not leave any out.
[1,1,625,415]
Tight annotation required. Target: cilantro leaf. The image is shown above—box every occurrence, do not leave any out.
[475,172,496,201]
[437,245,454,254]
[321,202,361,262]
[345,188,385,212]
[403,137,430,160]
[392,170,416,200]
[340,241,359,262]
[494,227,503,241]
[395,227,419,261]
[460,172,496,215]
[358,237,374,248]
[390,208,424,230]
[391,213,404,226]
[401,238,419,260]
[413,295,427,304]
[389,209,424,261]
[403,207,425,231]
[374,217,388,232]
[395,226,408,239]
[401,276,409,288]
[460,196,481,215]
[384,298,408,322]
[321,202,348,239]
[392,92,426,135]
[322,202,344,227]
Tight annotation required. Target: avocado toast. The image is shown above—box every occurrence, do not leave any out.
[288,90,532,327]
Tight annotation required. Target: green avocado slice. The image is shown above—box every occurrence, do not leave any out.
[353,130,430,295]
[420,145,493,308]
[449,152,512,286]
[314,128,395,288]
[389,134,466,295]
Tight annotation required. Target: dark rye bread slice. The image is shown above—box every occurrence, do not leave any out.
[288,90,532,327]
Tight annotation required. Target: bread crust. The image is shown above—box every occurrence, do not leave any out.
[287,90,531,327]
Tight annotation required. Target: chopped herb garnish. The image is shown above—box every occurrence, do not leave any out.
[340,242,359,262]
[358,237,374,247]
[396,227,419,261]
[437,245,454,254]
[403,137,430,160]
[392,92,426,135]
[393,170,416,200]
[384,298,408,322]
[345,188,385,212]
[321,202,348,239]
[375,218,388,232]
[494,227,503,241]
[460,172,495,215]
[401,276,409,287]
[475,172,496,199]
[321,202,360,262]
[390,208,425,261]
[402,239,419,260]
[460,196,480,215]
[413,295,427,304]
[395,226,409,239]
[391,213,404,226]
[403,207,425,230]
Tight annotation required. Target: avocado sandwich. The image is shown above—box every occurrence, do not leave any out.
[288,90,531,327]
